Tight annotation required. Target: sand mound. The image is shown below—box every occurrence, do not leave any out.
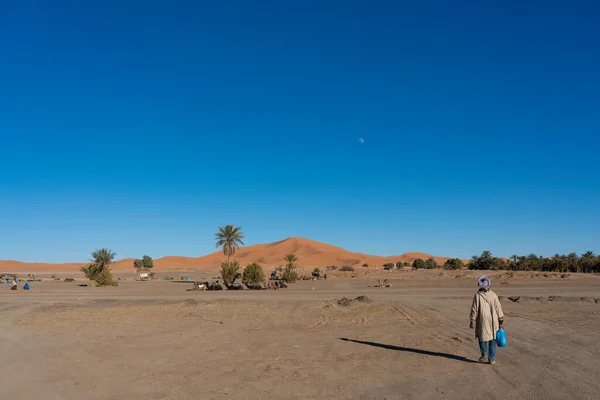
[336,295,373,307]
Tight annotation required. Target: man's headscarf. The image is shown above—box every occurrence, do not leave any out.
[477,275,490,289]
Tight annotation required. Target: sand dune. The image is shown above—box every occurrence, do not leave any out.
[0,260,82,270]
[0,237,462,271]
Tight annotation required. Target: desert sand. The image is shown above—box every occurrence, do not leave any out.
[0,237,463,271]
[1,269,599,400]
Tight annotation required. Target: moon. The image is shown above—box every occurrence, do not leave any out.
[359,138,365,144]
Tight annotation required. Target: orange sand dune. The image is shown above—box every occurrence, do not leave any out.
[0,237,463,271]
[0,260,82,270]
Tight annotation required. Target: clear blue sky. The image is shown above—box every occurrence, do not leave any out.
[1,0,599,263]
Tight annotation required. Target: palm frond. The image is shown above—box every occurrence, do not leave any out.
[90,248,116,268]
[214,225,245,258]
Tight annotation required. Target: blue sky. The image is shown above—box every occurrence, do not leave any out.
[1,0,599,262]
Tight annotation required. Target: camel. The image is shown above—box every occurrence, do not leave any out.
[375,279,392,288]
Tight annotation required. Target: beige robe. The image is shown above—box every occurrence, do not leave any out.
[470,289,504,342]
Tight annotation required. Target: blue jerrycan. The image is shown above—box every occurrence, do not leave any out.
[496,328,508,348]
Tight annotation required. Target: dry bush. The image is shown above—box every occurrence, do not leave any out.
[93,268,118,287]
[282,267,298,283]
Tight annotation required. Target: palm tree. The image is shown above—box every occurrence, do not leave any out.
[581,251,596,273]
[81,248,118,286]
[567,252,579,273]
[509,255,519,271]
[80,263,101,279]
[552,254,567,273]
[284,253,298,270]
[214,225,245,263]
[90,248,116,272]
[283,253,299,283]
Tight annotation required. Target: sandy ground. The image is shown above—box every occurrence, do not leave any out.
[1,270,599,400]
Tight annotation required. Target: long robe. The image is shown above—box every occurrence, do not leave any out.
[470,289,504,342]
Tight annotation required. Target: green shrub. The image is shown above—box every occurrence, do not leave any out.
[80,263,101,279]
[444,258,465,270]
[340,265,355,272]
[383,263,394,270]
[313,268,320,273]
[362,263,368,268]
[425,258,438,269]
[412,259,426,269]
[221,260,241,286]
[243,262,265,284]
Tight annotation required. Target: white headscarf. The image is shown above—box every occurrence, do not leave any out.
[477,275,490,289]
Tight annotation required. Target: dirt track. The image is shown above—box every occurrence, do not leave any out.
[1,271,599,399]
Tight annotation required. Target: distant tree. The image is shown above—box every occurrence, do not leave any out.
[214,225,245,264]
[425,258,438,269]
[243,262,265,284]
[580,251,597,273]
[567,252,579,273]
[444,258,465,270]
[325,265,338,271]
[313,267,320,273]
[396,262,403,269]
[221,260,241,286]
[362,263,369,268]
[133,258,143,270]
[468,250,507,270]
[412,258,427,270]
[142,255,154,269]
[383,263,395,270]
[464,250,599,273]
[340,265,355,272]
[403,262,410,267]
[133,255,154,271]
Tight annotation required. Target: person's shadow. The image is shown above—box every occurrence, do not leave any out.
[339,338,478,364]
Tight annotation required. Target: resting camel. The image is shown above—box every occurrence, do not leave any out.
[375,279,392,288]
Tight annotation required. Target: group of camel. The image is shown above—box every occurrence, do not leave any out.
[187,271,290,292]
[187,279,289,291]
[186,268,330,292]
